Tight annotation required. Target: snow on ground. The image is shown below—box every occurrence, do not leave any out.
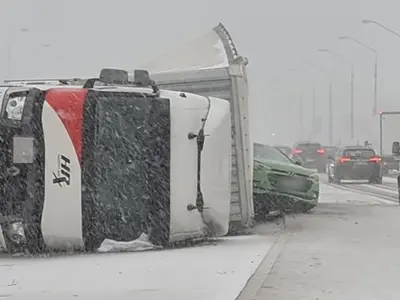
[0,235,276,300]
[249,197,400,300]
[383,176,399,184]
[319,183,396,205]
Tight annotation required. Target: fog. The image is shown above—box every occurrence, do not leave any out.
[1,0,400,151]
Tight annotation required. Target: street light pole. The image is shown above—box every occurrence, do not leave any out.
[338,36,378,115]
[288,68,316,138]
[350,68,355,140]
[302,60,334,145]
[318,49,355,140]
[328,79,333,146]
[374,56,378,115]
[362,19,400,38]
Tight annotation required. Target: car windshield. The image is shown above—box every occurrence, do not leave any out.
[254,143,293,164]
[343,148,375,159]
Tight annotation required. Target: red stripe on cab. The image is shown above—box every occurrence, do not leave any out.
[45,89,87,164]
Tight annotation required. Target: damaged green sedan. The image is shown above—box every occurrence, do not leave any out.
[253,143,319,220]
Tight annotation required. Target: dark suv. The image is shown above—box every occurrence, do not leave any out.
[327,146,382,184]
[292,142,326,173]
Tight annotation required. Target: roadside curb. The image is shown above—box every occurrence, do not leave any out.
[235,232,288,300]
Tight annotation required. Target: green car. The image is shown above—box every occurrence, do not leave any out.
[253,143,319,220]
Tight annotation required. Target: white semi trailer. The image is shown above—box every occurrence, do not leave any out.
[138,23,254,231]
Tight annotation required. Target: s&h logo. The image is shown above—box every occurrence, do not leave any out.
[53,154,71,187]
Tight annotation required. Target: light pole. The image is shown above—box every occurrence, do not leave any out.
[7,28,30,79]
[303,61,334,146]
[286,69,307,138]
[339,36,378,115]
[318,49,355,140]
[287,68,316,138]
[362,19,400,38]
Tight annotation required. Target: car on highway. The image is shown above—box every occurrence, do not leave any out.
[291,141,326,173]
[327,146,382,184]
[273,145,292,157]
[253,143,320,220]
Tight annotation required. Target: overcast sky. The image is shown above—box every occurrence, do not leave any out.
[1,0,400,151]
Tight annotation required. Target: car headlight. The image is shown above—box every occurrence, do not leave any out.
[10,106,23,119]
[6,96,26,121]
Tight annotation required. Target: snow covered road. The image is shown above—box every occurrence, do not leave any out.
[319,174,399,204]
[239,175,400,300]
[2,178,399,300]
[0,234,278,300]
[319,182,398,205]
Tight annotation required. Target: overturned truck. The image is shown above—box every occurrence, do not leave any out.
[0,69,232,253]
[139,23,254,232]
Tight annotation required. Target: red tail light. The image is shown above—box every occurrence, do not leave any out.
[339,156,351,163]
[317,148,325,154]
[293,148,302,154]
[369,156,381,163]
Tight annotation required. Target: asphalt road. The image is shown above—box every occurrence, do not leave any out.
[238,177,400,300]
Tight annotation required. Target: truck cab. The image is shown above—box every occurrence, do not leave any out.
[0,69,232,254]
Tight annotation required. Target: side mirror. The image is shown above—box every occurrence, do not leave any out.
[392,141,400,155]
[294,160,302,166]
